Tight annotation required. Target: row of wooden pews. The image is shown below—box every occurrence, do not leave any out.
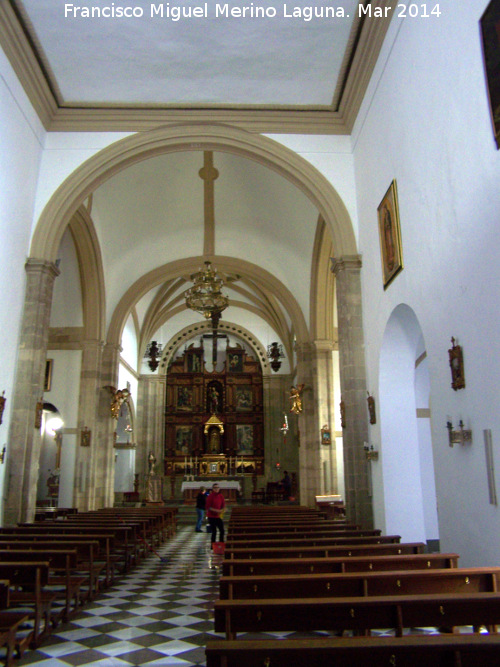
[0,506,177,666]
[206,505,500,666]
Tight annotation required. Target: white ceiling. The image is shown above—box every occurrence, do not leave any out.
[14,0,359,107]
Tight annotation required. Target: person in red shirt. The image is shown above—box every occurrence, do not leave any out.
[205,483,225,545]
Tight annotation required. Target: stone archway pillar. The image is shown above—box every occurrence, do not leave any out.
[331,256,373,528]
[90,342,121,509]
[74,338,104,510]
[136,375,166,478]
[4,259,60,525]
[295,343,321,508]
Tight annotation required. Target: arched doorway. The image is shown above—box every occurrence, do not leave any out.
[379,304,439,547]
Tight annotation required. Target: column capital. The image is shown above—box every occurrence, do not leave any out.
[314,339,336,353]
[330,255,362,275]
[25,257,60,279]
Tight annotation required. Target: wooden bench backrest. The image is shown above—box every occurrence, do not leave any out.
[225,542,425,560]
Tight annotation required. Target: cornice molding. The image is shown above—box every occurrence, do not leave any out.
[0,1,393,134]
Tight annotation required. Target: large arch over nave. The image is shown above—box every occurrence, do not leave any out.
[6,123,372,529]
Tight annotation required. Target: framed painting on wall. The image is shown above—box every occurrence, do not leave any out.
[175,426,193,455]
[480,0,500,148]
[176,386,193,411]
[235,386,252,411]
[377,179,403,289]
[236,424,254,454]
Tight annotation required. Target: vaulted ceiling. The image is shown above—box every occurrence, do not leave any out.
[1,0,395,132]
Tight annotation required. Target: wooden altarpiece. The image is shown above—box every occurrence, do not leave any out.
[164,341,264,477]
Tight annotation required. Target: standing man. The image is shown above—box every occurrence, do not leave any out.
[195,486,208,532]
[205,483,225,545]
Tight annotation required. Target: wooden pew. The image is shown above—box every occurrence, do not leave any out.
[206,634,500,667]
[225,542,426,560]
[0,580,30,667]
[0,531,116,587]
[222,553,460,577]
[226,525,365,537]
[0,549,82,622]
[0,539,103,602]
[219,566,500,600]
[214,592,500,639]
[225,535,401,549]
[0,562,57,649]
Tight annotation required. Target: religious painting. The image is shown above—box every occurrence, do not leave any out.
[44,359,53,392]
[377,180,403,289]
[187,351,202,373]
[320,424,331,445]
[236,424,254,455]
[176,386,193,411]
[175,426,193,455]
[480,0,500,148]
[227,351,243,372]
[235,386,252,411]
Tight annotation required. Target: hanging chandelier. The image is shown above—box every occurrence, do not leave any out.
[184,261,229,327]
[144,340,162,372]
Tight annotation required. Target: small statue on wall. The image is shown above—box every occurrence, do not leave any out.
[289,384,305,414]
[104,386,131,419]
[448,337,465,391]
[148,451,157,474]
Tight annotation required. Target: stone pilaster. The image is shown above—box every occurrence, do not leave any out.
[136,375,166,479]
[313,339,339,494]
[74,338,104,510]
[331,256,373,528]
[4,259,59,525]
[295,342,321,508]
[89,342,121,509]
[263,374,295,481]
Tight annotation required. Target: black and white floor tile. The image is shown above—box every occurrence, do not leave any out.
[16,527,226,666]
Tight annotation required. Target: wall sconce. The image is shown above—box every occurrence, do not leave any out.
[43,402,64,435]
[0,446,6,464]
[447,420,472,447]
[267,342,285,372]
[144,341,162,372]
[364,444,379,461]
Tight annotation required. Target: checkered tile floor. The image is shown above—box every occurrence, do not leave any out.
[16,527,226,666]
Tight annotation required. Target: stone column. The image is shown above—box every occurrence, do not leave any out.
[136,375,166,483]
[90,342,121,509]
[4,259,60,525]
[331,256,373,528]
[263,374,295,482]
[295,342,321,508]
[74,338,104,510]
[313,339,339,494]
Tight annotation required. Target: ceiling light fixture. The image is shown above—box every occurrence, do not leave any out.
[267,341,285,372]
[184,261,229,330]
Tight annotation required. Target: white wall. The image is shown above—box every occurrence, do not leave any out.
[353,1,500,565]
[0,46,45,514]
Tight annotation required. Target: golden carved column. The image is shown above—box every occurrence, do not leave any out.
[331,256,373,528]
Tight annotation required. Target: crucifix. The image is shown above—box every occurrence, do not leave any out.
[202,317,227,366]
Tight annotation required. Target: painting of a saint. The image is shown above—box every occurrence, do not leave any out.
[228,352,243,372]
[235,387,252,411]
[236,425,253,455]
[377,180,403,289]
[175,426,193,454]
[176,386,193,411]
[187,353,202,373]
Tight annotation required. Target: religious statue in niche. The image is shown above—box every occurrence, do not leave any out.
[207,383,222,413]
[289,384,305,414]
[208,427,221,453]
[448,337,465,391]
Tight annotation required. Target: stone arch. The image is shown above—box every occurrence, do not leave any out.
[158,319,272,376]
[30,124,357,264]
[107,255,309,348]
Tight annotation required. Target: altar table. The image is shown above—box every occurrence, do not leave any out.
[181,480,241,504]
